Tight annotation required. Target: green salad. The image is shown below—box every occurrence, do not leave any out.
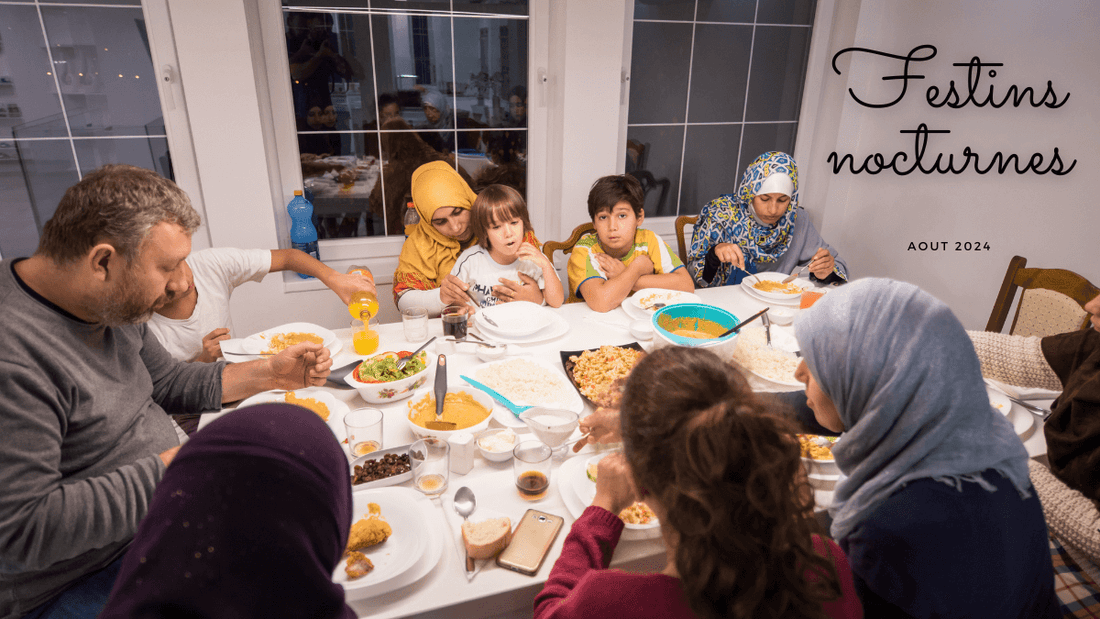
[355,351,427,383]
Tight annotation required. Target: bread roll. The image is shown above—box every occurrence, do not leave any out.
[462,517,513,560]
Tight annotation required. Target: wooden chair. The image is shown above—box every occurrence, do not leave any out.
[986,255,1099,336]
[542,223,595,303]
[674,215,697,267]
[541,222,595,265]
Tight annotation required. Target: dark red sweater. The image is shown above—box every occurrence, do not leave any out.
[534,506,863,619]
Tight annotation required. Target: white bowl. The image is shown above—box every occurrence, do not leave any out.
[766,307,796,326]
[344,350,434,404]
[404,386,495,440]
[475,344,507,363]
[629,319,654,341]
[476,428,517,462]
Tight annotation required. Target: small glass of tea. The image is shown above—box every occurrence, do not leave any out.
[344,408,384,459]
[513,440,552,500]
[411,437,450,497]
[441,305,469,340]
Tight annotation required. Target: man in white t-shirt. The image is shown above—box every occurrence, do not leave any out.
[147,247,375,362]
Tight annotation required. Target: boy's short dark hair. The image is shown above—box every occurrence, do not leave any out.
[587,174,644,220]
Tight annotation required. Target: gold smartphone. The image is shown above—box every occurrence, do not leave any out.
[496,509,564,575]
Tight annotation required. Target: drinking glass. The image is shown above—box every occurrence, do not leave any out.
[513,440,552,500]
[411,437,450,496]
[402,307,429,342]
[441,305,469,340]
[344,408,384,458]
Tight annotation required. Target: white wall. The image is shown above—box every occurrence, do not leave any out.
[800,0,1100,329]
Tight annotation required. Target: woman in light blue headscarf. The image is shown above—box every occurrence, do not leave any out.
[688,151,847,288]
[792,278,1057,619]
[418,88,455,154]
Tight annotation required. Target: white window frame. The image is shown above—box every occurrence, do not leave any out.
[257,0,548,293]
[617,0,838,240]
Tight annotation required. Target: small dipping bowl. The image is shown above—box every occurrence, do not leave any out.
[767,307,796,326]
[476,428,517,462]
[476,343,507,362]
[629,319,654,341]
[518,407,579,450]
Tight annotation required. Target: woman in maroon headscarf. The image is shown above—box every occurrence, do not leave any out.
[99,403,355,618]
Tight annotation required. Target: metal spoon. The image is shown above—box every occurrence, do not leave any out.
[396,336,437,371]
[782,265,809,284]
[453,486,477,572]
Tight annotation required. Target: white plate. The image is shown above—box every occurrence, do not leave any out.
[741,283,803,308]
[557,453,661,541]
[986,387,1012,417]
[476,302,556,337]
[463,357,584,429]
[621,289,702,321]
[349,444,414,492]
[236,389,350,446]
[1007,402,1035,439]
[241,322,339,355]
[729,327,802,388]
[336,487,443,599]
[472,311,570,345]
[741,272,813,302]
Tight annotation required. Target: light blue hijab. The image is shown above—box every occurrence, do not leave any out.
[794,278,1031,542]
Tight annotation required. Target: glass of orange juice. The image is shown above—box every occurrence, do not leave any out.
[352,318,379,355]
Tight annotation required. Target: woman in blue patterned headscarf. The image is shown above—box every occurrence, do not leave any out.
[687,151,848,288]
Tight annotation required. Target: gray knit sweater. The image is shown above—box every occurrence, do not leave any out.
[0,259,223,617]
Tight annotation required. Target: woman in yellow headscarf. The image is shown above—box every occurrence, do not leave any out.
[393,161,478,316]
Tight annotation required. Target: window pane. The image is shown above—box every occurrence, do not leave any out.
[627,21,692,125]
[286,11,376,133]
[696,0,756,23]
[757,0,817,25]
[41,7,162,138]
[0,139,79,258]
[0,6,64,129]
[40,0,140,4]
[625,125,683,218]
[744,26,812,122]
[468,129,526,194]
[738,122,798,177]
[681,123,742,216]
[634,0,695,21]
[368,14,456,153]
[72,136,169,176]
[687,23,752,123]
[301,134,380,238]
[366,1,450,11]
[452,1,529,16]
[452,16,528,129]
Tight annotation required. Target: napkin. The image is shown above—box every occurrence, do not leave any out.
[984,377,1062,401]
[439,496,511,582]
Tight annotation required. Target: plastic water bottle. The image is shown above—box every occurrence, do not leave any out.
[403,201,420,236]
[287,190,319,279]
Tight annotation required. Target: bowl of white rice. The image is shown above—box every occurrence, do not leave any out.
[728,326,802,389]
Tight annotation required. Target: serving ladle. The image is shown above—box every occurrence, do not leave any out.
[454,486,477,572]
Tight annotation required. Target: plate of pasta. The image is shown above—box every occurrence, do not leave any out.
[241,322,340,356]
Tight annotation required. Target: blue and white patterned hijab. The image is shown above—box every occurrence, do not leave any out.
[794,278,1031,542]
[722,151,799,266]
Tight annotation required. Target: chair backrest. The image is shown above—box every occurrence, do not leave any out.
[541,222,595,265]
[986,255,1099,336]
[674,215,697,269]
[542,223,595,303]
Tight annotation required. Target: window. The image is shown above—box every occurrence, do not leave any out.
[624,0,817,218]
[280,1,529,241]
[0,0,171,259]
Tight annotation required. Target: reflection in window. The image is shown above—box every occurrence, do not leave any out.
[283,2,528,239]
[624,0,817,218]
[0,3,168,260]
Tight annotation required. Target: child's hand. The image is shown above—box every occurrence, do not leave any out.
[493,273,542,304]
[516,243,550,268]
[630,253,654,276]
[194,328,230,363]
[593,252,627,279]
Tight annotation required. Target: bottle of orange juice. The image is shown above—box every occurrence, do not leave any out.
[347,266,379,355]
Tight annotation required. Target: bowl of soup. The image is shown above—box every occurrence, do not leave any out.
[405,387,495,440]
[651,303,740,354]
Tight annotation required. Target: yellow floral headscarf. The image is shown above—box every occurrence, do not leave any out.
[393,161,477,297]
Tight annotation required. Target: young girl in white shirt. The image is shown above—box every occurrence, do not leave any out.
[450,184,564,308]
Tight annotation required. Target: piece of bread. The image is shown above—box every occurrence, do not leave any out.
[462,517,513,560]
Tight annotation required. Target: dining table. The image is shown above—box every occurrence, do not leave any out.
[198,283,1050,619]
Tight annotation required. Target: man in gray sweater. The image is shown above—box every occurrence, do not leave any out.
[0,165,333,618]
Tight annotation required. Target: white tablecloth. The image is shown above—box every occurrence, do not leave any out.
[198,285,1047,618]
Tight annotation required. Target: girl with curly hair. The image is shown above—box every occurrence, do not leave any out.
[534,347,861,619]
